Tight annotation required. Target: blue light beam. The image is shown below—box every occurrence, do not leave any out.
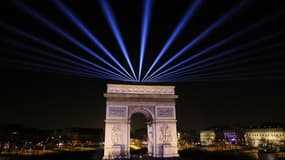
[0,21,129,81]
[150,31,283,81]
[167,43,284,81]
[144,0,247,81]
[148,10,285,80]
[0,38,127,80]
[165,63,285,82]
[3,49,124,80]
[143,0,203,80]
[52,0,134,80]
[98,0,137,80]
[138,0,153,81]
[1,57,123,81]
[153,53,285,82]
[158,43,283,81]
[13,0,131,80]
[156,69,285,82]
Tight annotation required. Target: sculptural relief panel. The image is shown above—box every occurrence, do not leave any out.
[159,124,172,144]
[157,108,174,117]
[111,125,122,144]
[107,106,127,118]
[156,106,175,119]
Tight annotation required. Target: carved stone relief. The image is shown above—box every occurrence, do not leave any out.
[157,108,174,117]
[108,107,126,117]
[159,124,172,144]
[111,125,121,144]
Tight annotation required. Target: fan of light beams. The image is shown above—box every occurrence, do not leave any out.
[0,0,284,82]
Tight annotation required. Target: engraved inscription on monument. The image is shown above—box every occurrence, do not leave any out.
[108,107,126,117]
[158,108,174,117]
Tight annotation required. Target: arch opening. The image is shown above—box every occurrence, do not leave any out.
[128,108,155,157]
[130,113,148,157]
[128,107,154,122]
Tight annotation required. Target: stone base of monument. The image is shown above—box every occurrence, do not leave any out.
[103,145,129,159]
[153,144,179,158]
[162,144,179,157]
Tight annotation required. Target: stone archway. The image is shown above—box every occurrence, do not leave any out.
[129,106,154,156]
[103,84,179,159]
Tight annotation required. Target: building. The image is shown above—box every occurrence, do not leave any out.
[103,84,179,159]
[244,128,285,148]
[200,130,215,146]
[224,130,237,144]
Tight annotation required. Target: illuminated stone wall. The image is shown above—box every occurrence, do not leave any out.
[103,84,179,159]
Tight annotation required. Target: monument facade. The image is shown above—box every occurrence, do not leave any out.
[103,84,179,159]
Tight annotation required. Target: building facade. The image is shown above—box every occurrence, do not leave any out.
[224,130,237,144]
[200,130,215,146]
[244,128,285,148]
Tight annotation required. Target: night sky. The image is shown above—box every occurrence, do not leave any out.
[0,0,285,131]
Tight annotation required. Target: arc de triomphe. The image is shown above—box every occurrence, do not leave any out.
[103,84,179,159]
